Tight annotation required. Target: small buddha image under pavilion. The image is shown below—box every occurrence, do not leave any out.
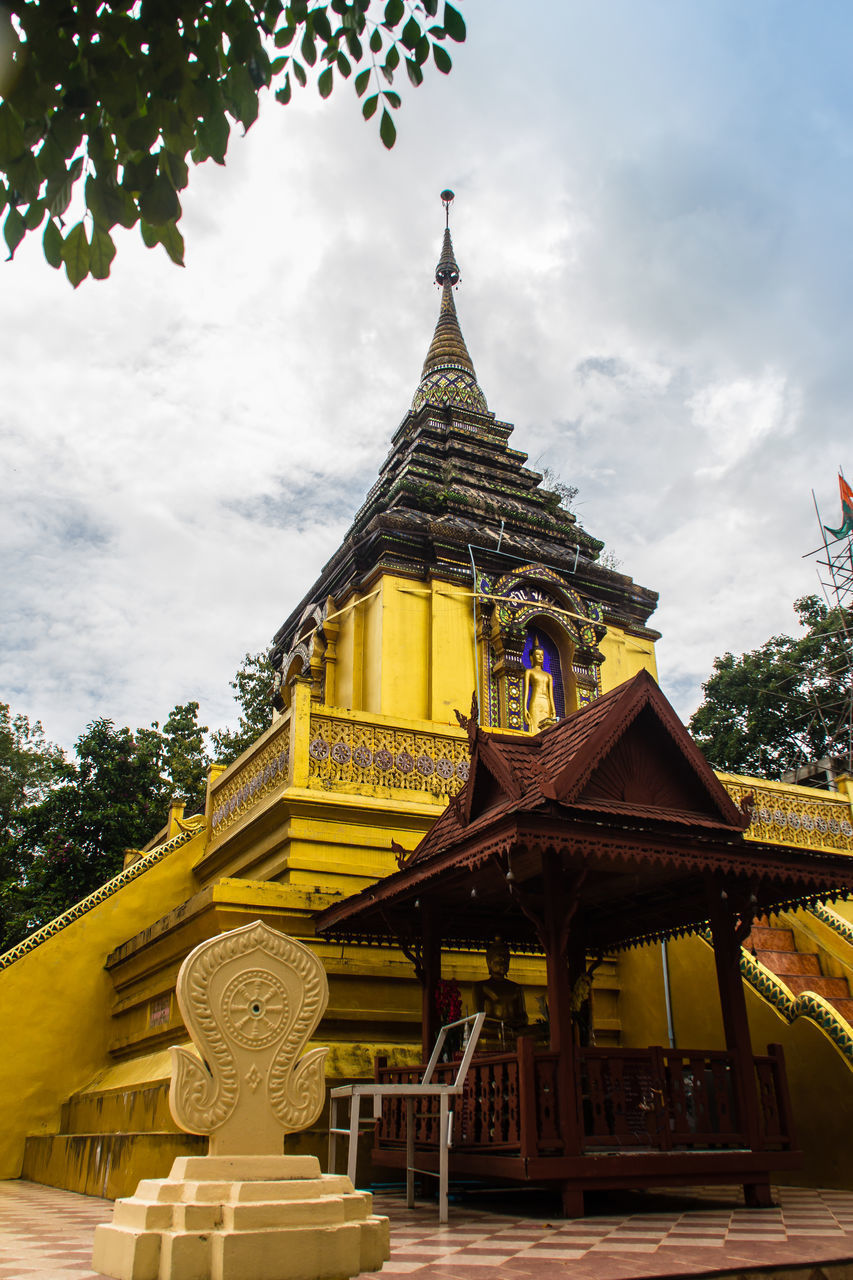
[473,936,529,1046]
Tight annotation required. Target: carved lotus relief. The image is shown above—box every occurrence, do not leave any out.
[169,920,329,1155]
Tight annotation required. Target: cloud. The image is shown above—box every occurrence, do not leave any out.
[2,0,852,752]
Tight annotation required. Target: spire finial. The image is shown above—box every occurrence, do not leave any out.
[411,192,488,415]
[435,189,459,287]
[441,188,454,228]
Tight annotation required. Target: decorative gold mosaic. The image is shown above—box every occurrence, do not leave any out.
[307,711,468,802]
[210,719,291,835]
[721,775,853,854]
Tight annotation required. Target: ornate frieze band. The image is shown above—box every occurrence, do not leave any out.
[307,712,468,802]
[721,776,853,854]
[210,721,291,836]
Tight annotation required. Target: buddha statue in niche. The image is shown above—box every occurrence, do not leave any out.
[473,936,529,1039]
[523,637,557,735]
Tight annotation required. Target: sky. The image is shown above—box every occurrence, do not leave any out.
[2,0,852,753]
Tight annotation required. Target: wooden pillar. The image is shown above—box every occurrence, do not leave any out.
[420,903,441,1060]
[708,890,768,1204]
[541,852,584,1207]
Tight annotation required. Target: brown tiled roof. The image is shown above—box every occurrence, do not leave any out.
[406,671,744,868]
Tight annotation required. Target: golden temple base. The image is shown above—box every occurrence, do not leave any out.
[91,1154,390,1280]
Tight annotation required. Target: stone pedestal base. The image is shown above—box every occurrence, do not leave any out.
[92,1154,390,1280]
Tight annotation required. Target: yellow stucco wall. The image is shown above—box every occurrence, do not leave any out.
[0,834,202,1179]
[328,571,659,723]
[598,624,658,692]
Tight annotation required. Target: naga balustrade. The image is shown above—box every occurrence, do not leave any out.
[373,1041,794,1161]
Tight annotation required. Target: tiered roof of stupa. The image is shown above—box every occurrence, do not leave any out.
[272,195,658,664]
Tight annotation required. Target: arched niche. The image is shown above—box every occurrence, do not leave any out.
[275,601,329,711]
[482,564,605,731]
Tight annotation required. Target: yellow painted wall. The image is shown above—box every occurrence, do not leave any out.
[379,579,430,720]
[598,625,658,693]
[430,582,477,722]
[324,572,659,724]
[0,835,202,1179]
[362,586,383,713]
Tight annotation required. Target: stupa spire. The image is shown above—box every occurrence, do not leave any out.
[412,191,488,414]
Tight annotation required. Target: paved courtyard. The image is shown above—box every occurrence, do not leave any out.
[2,1178,853,1280]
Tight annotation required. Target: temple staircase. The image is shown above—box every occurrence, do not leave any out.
[746,914,853,1026]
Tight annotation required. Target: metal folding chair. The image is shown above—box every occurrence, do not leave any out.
[328,1012,486,1223]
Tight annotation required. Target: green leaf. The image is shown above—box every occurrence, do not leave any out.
[313,8,332,41]
[415,33,430,65]
[383,0,405,27]
[3,206,25,260]
[158,220,185,266]
[125,113,159,153]
[0,105,26,167]
[400,16,420,49]
[36,132,67,183]
[140,220,160,249]
[274,24,296,46]
[385,44,400,70]
[443,2,466,41]
[86,174,136,230]
[62,221,89,288]
[379,106,396,149]
[369,27,383,53]
[139,173,180,225]
[384,91,401,108]
[24,201,45,231]
[198,110,230,164]
[336,52,351,77]
[355,68,371,97]
[89,226,116,280]
[433,43,452,73]
[301,29,317,66]
[161,151,189,191]
[362,93,378,120]
[405,57,423,86]
[226,64,260,128]
[318,67,334,99]
[49,111,84,160]
[42,218,63,269]
[46,155,84,219]
[270,55,289,73]
[275,74,293,104]
[7,151,40,204]
[121,153,157,194]
[344,31,362,59]
[292,60,307,87]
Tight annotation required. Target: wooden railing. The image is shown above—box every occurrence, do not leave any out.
[375,1043,793,1157]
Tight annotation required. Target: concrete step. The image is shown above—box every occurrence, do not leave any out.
[783,974,851,999]
[828,997,853,1025]
[747,926,796,952]
[60,1080,175,1136]
[21,1132,205,1200]
[754,948,822,976]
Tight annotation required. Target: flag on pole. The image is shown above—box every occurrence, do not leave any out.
[824,472,853,540]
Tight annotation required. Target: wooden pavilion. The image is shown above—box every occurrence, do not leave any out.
[316,671,853,1215]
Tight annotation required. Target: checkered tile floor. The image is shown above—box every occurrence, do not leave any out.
[2,1179,853,1280]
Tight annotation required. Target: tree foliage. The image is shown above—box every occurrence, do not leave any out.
[0,0,465,284]
[0,700,212,952]
[210,649,274,765]
[689,595,853,779]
